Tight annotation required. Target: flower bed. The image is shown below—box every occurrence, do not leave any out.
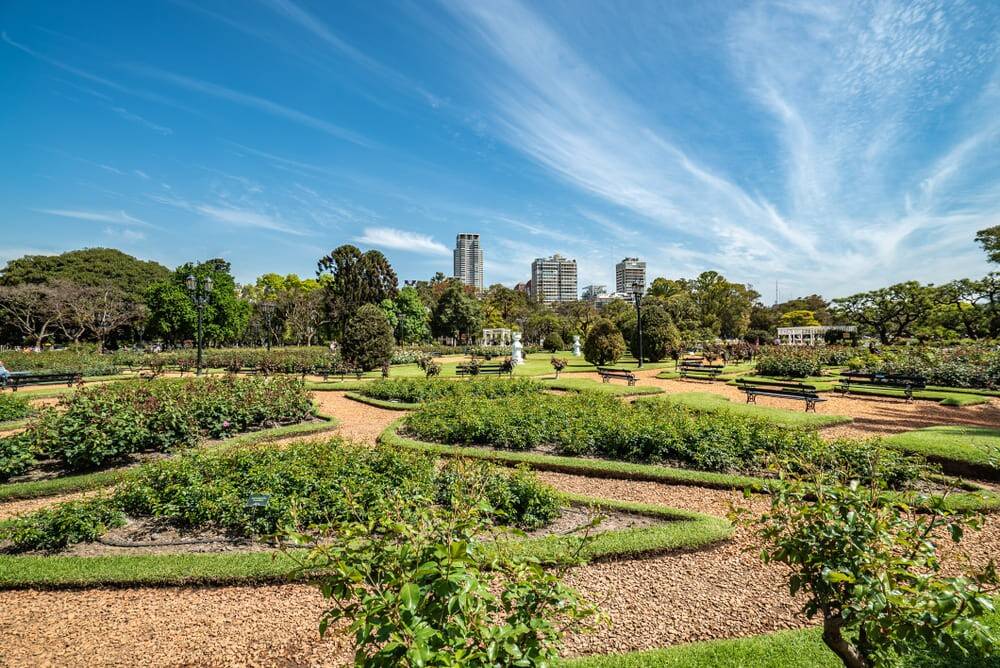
[401,393,921,484]
[357,377,543,404]
[0,439,561,553]
[0,377,314,478]
[848,343,1000,389]
[0,394,32,423]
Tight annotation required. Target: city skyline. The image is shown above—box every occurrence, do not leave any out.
[2,2,999,297]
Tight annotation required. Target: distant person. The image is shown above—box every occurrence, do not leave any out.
[0,360,10,385]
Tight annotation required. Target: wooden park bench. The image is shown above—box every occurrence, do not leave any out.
[316,367,364,381]
[677,362,723,381]
[456,363,511,377]
[737,379,826,412]
[3,371,82,392]
[835,372,926,403]
[597,367,637,386]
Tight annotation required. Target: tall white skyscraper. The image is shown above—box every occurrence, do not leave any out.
[453,233,483,291]
[616,257,646,294]
[530,254,578,303]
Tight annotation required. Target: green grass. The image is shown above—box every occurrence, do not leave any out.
[885,426,1000,480]
[542,378,664,397]
[725,375,840,391]
[0,492,729,589]
[0,413,340,502]
[647,392,853,429]
[0,417,32,431]
[561,609,1000,667]
[343,392,421,410]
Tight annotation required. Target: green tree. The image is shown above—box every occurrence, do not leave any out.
[0,248,169,302]
[542,332,564,352]
[583,318,626,366]
[144,259,249,344]
[632,300,681,362]
[392,287,431,344]
[690,271,759,339]
[832,282,933,344]
[342,304,395,371]
[975,225,1000,264]
[316,245,398,337]
[778,309,821,327]
[749,477,999,668]
[432,284,483,344]
[775,295,833,325]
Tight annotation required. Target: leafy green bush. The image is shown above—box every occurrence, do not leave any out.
[755,347,823,377]
[0,432,35,482]
[18,377,313,471]
[0,393,31,422]
[631,301,681,363]
[1,349,119,376]
[748,478,998,667]
[1,439,562,553]
[285,494,596,667]
[403,392,826,474]
[584,318,626,366]
[543,332,565,352]
[359,377,542,404]
[1,498,124,552]
[851,343,1000,389]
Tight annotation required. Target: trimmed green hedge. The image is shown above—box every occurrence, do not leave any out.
[885,426,1000,479]
[542,378,664,397]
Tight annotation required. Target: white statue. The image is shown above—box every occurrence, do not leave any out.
[572,335,581,357]
[511,332,524,366]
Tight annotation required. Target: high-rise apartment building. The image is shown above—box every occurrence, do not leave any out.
[530,254,578,303]
[453,233,483,291]
[616,257,646,294]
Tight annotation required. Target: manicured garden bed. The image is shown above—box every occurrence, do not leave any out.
[642,392,851,429]
[542,378,664,397]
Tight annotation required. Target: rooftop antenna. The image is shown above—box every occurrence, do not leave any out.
[774,280,779,306]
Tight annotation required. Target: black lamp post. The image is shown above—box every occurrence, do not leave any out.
[185,274,214,375]
[261,290,275,351]
[632,281,644,368]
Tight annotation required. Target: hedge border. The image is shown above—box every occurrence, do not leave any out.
[380,421,1000,513]
[343,392,421,410]
[0,411,340,502]
[0,492,730,590]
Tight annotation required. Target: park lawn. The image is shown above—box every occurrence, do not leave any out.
[561,609,1000,668]
[648,392,852,429]
[725,375,840,391]
[542,378,664,397]
[728,376,992,405]
[884,426,1000,478]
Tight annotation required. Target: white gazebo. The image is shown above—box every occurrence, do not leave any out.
[777,325,857,346]
[482,328,513,346]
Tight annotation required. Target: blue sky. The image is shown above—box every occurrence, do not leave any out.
[2,0,999,299]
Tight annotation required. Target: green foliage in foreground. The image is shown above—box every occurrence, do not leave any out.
[0,440,561,553]
[646,392,852,429]
[0,393,32,422]
[285,495,600,667]
[745,476,999,667]
[884,426,1000,478]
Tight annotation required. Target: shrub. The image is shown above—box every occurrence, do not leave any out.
[584,318,626,366]
[342,304,395,371]
[424,361,441,378]
[403,392,824,474]
[543,332,565,352]
[755,347,823,378]
[550,356,567,378]
[0,432,35,482]
[747,478,999,667]
[2,440,562,552]
[359,378,542,404]
[17,377,313,471]
[284,494,597,668]
[631,302,681,363]
[1,349,119,377]
[0,393,31,423]
[1,498,124,552]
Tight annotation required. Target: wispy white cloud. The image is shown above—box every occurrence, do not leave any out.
[134,170,150,180]
[195,204,307,236]
[130,65,371,146]
[33,208,153,227]
[355,227,450,256]
[109,106,173,135]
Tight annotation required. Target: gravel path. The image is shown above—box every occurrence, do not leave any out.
[0,491,101,521]
[311,391,401,444]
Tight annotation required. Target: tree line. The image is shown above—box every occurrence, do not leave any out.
[3,228,1000,350]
